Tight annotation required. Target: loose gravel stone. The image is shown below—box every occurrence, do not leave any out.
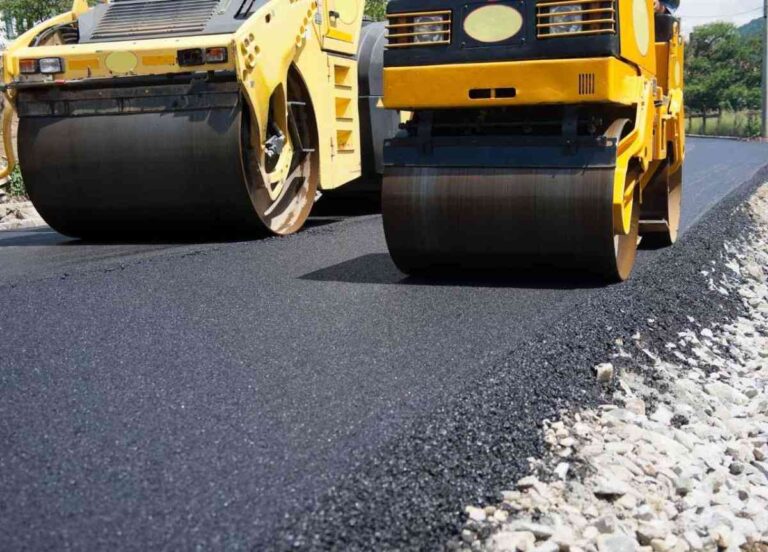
[467,506,487,522]
[554,462,569,480]
[510,522,554,540]
[595,363,615,383]
[491,531,536,552]
[533,540,559,552]
[0,200,44,230]
[597,533,639,552]
[517,477,538,490]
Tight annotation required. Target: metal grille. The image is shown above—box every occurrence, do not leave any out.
[536,0,616,39]
[386,10,451,49]
[578,73,596,95]
[91,0,220,41]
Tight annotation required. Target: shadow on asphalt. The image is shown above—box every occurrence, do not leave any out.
[312,197,381,217]
[0,227,72,247]
[638,236,674,251]
[301,253,611,289]
[0,218,342,247]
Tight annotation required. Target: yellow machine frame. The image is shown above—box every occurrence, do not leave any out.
[1,0,368,193]
[381,0,685,238]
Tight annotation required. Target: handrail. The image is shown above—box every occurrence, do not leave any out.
[0,93,17,182]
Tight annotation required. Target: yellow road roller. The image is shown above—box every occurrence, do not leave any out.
[381,0,685,280]
[0,0,398,237]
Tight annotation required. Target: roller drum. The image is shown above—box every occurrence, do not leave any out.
[383,167,620,275]
[17,81,260,237]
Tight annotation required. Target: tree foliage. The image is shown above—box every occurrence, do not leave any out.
[364,0,386,21]
[685,22,763,114]
[0,0,70,35]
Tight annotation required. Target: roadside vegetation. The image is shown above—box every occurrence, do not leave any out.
[0,0,72,200]
[364,0,386,20]
[6,166,25,198]
[0,0,70,34]
[685,20,765,138]
[687,110,763,138]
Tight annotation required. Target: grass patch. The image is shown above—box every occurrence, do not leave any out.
[687,110,762,138]
[5,166,26,199]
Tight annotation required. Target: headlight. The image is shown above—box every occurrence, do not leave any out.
[536,1,615,38]
[386,10,451,48]
[413,15,446,43]
[19,57,64,75]
[39,57,64,74]
[549,4,583,34]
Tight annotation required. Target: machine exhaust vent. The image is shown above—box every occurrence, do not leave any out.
[536,0,617,39]
[91,0,220,41]
[578,73,596,95]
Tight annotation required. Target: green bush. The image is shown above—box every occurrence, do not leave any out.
[7,166,26,198]
[364,0,386,20]
[744,116,761,138]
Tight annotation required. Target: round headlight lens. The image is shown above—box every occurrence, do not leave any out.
[549,4,583,34]
[413,15,445,43]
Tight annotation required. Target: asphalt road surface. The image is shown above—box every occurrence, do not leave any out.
[1,137,767,550]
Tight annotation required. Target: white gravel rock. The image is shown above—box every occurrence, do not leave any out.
[532,540,560,552]
[467,506,487,522]
[554,462,570,480]
[597,533,639,552]
[517,476,538,490]
[492,531,536,552]
[636,521,671,545]
[510,522,554,540]
[705,382,749,405]
[596,363,615,384]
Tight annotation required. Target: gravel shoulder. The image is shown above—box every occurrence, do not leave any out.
[461,185,768,552]
[276,172,768,550]
[0,199,43,231]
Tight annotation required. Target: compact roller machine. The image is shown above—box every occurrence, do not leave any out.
[381,0,685,280]
[0,0,398,237]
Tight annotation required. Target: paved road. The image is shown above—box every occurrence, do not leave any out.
[0,138,766,549]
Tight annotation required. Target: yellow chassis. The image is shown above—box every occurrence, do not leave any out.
[382,32,685,237]
[1,0,366,192]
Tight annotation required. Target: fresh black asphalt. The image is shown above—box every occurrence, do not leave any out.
[0,138,766,550]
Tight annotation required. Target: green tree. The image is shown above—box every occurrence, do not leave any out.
[364,0,386,21]
[685,22,762,114]
[0,0,71,35]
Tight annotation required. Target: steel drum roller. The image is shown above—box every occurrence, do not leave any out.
[17,81,266,237]
[383,166,639,279]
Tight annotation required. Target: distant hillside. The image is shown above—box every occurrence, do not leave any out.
[739,17,764,38]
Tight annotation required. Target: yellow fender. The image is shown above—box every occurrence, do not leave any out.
[612,78,655,235]
[233,0,316,148]
[0,93,16,181]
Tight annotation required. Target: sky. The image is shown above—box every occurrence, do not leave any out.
[678,0,765,35]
